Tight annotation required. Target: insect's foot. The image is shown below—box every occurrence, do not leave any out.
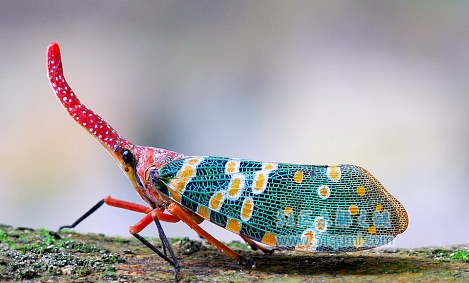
[172,264,180,280]
[241,256,256,268]
[57,225,72,232]
[262,247,279,255]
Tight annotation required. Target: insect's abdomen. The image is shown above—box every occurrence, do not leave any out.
[157,156,408,252]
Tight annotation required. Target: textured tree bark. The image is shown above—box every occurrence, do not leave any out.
[0,224,468,282]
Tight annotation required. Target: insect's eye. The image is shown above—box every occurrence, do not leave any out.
[122,149,136,166]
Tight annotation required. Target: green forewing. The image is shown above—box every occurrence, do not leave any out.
[156,156,405,252]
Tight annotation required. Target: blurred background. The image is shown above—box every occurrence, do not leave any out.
[0,1,468,249]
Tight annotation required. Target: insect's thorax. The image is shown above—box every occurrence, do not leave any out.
[132,146,185,208]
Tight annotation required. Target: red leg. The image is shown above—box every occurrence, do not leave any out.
[129,210,156,234]
[58,196,182,278]
[125,208,180,277]
[104,196,151,213]
[168,203,255,267]
[104,196,180,223]
[59,196,180,231]
[127,208,181,234]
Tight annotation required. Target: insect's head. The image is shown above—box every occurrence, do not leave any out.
[112,145,144,193]
[47,42,143,191]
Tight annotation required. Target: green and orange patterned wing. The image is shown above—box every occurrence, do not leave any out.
[156,156,408,252]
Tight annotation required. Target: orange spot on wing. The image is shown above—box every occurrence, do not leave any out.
[180,166,195,178]
[261,232,277,246]
[284,206,293,216]
[209,191,225,211]
[170,179,186,193]
[349,205,359,215]
[225,160,238,174]
[187,158,201,165]
[315,218,325,231]
[264,163,275,170]
[226,219,242,234]
[169,189,181,202]
[318,185,330,199]
[241,197,254,221]
[297,231,313,249]
[227,178,242,198]
[356,186,366,196]
[293,171,304,183]
[252,172,268,194]
[197,205,210,220]
[327,165,341,181]
[232,178,241,189]
[255,174,265,187]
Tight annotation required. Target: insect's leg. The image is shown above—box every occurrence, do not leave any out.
[156,222,167,256]
[58,197,181,277]
[58,196,180,232]
[58,199,105,231]
[99,196,180,257]
[153,216,179,264]
[129,210,180,278]
[240,235,278,255]
[105,196,180,223]
[167,203,255,267]
[104,196,151,213]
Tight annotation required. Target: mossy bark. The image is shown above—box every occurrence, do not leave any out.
[0,224,468,282]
